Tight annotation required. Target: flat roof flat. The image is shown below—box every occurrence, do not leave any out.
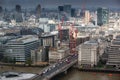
[0,72,36,80]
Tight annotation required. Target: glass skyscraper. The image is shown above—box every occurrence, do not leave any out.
[97,7,109,26]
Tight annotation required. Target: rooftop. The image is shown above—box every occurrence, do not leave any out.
[8,35,38,44]
[0,72,36,80]
[41,32,57,37]
[84,40,98,45]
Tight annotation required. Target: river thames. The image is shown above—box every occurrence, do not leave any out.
[51,68,120,80]
[0,66,120,80]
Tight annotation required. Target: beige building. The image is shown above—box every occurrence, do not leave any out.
[85,10,90,25]
[78,40,99,67]
[49,47,69,63]
[31,47,43,64]
[98,39,108,56]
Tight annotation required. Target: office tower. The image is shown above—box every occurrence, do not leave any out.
[14,13,23,22]
[76,9,81,17]
[63,5,72,17]
[85,10,90,25]
[14,5,23,22]
[58,6,64,12]
[97,7,109,26]
[15,5,21,12]
[80,9,85,18]
[0,6,3,13]
[95,11,97,26]
[36,4,41,18]
[71,8,76,17]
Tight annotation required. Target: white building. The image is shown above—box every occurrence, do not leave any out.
[38,18,50,32]
[78,40,99,67]
[0,72,36,80]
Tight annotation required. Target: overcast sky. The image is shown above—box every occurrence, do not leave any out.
[0,0,120,9]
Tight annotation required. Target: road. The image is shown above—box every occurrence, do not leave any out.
[31,54,78,80]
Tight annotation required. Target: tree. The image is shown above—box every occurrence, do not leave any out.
[25,57,32,66]
[12,57,16,64]
[1,56,9,63]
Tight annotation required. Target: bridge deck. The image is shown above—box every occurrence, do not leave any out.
[30,54,78,80]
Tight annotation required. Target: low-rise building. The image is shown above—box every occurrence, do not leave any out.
[5,35,39,62]
[31,46,49,64]
[0,72,36,80]
[98,39,108,56]
[49,47,69,63]
[40,32,57,47]
[31,47,43,64]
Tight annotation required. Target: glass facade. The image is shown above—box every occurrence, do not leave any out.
[97,8,109,26]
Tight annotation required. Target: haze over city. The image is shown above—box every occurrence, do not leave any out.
[0,0,120,80]
[0,0,120,9]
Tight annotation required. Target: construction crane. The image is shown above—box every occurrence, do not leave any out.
[69,23,78,54]
[58,23,62,42]
[57,17,64,43]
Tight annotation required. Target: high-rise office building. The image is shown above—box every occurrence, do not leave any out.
[58,6,64,12]
[36,4,41,18]
[97,7,109,26]
[71,8,76,17]
[14,5,23,22]
[15,5,21,13]
[85,10,90,25]
[80,9,85,18]
[0,6,3,13]
[14,13,23,22]
[63,5,72,17]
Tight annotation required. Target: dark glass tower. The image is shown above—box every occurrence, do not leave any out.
[97,8,109,26]
[58,6,64,12]
[15,5,21,12]
[36,4,41,18]
[63,5,72,17]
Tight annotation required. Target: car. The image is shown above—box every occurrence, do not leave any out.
[53,65,56,68]
[48,68,51,71]
[42,71,46,74]
[66,59,70,64]
[60,61,62,64]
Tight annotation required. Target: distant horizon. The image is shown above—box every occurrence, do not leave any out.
[0,0,120,10]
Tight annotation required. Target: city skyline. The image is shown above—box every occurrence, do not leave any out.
[0,0,120,9]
